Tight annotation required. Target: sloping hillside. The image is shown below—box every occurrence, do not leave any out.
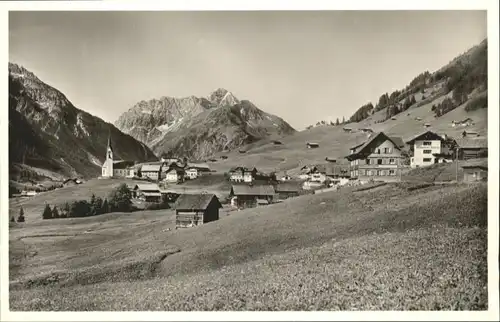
[9,182,487,310]
[203,40,488,175]
[8,63,158,182]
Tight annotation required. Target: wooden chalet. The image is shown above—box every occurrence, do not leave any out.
[229,184,276,208]
[174,193,222,229]
[229,167,258,183]
[345,132,404,182]
[141,164,163,181]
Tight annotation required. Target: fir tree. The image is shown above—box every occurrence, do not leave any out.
[42,203,52,220]
[17,207,25,223]
[52,206,60,219]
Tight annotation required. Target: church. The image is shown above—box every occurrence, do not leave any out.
[101,134,136,178]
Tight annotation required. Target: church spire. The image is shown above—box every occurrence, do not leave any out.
[107,129,113,151]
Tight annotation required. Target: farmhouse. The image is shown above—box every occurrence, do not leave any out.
[174,193,222,229]
[275,182,302,200]
[229,184,276,208]
[461,160,488,183]
[462,130,479,138]
[229,167,258,183]
[63,178,83,187]
[345,132,403,182]
[360,128,374,134]
[453,118,474,127]
[306,142,319,149]
[325,157,337,163]
[406,131,449,168]
[133,183,162,203]
[343,127,352,133]
[455,138,488,160]
[141,164,163,181]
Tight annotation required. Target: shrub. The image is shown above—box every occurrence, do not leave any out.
[42,204,53,220]
[108,183,133,212]
[69,200,91,218]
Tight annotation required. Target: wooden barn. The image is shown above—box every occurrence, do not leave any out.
[456,138,488,160]
[229,184,276,208]
[132,183,162,203]
[174,193,222,229]
[275,182,302,200]
[461,161,488,183]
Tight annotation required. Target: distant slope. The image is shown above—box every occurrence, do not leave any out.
[347,39,487,124]
[115,88,296,160]
[8,63,158,181]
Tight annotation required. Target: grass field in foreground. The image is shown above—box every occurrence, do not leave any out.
[9,182,487,310]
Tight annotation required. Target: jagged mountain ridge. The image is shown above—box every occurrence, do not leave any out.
[115,88,296,159]
[8,63,158,180]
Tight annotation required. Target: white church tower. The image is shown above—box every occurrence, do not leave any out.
[101,133,114,178]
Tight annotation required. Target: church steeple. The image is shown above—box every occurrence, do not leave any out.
[107,129,113,152]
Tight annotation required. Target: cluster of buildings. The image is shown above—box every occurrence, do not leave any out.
[101,136,211,183]
[95,127,487,230]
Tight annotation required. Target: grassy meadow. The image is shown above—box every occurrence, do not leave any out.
[9,180,487,311]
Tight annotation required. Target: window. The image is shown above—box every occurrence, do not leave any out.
[365,158,370,165]
[423,141,432,146]
[377,159,383,165]
[377,149,381,154]
[423,158,432,162]
[389,158,395,164]
[384,147,392,154]
[423,150,432,154]
[377,170,382,176]
[389,169,396,176]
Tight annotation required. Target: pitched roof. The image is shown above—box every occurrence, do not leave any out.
[141,164,162,172]
[455,138,488,149]
[113,160,135,169]
[186,163,210,170]
[231,184,275,196]
[389,136,405,148]
[134,184,160,192]
[345,132,402,160]
[405,131,444,145]
[229,166,257,173]
[460,159,488,169]
[174,193,221,210]
[275,182,302,193]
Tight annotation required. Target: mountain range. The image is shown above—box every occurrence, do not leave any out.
[8,63,158,182]
[114,88,296,160]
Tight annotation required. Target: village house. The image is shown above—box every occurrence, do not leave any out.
[141,164,163,181]
[164,168,185,183]
[343,127,352,133]
[228,167,258,183]
[174,193,222,229]
[229,184,276,208]
[325,157,337,163]
[455,137,488,160]
[306,142,319,149]
[132,183,162,203]
[345,132,404,183]
[184,163,211,180]
[461,160,488,183]
[360,128,374,134]
[275,182,302,200]
[406,131,449,168]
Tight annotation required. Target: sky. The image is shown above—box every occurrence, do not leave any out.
[9,10,487,130]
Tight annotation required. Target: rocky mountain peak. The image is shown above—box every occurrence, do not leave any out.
[207,88,240,107]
